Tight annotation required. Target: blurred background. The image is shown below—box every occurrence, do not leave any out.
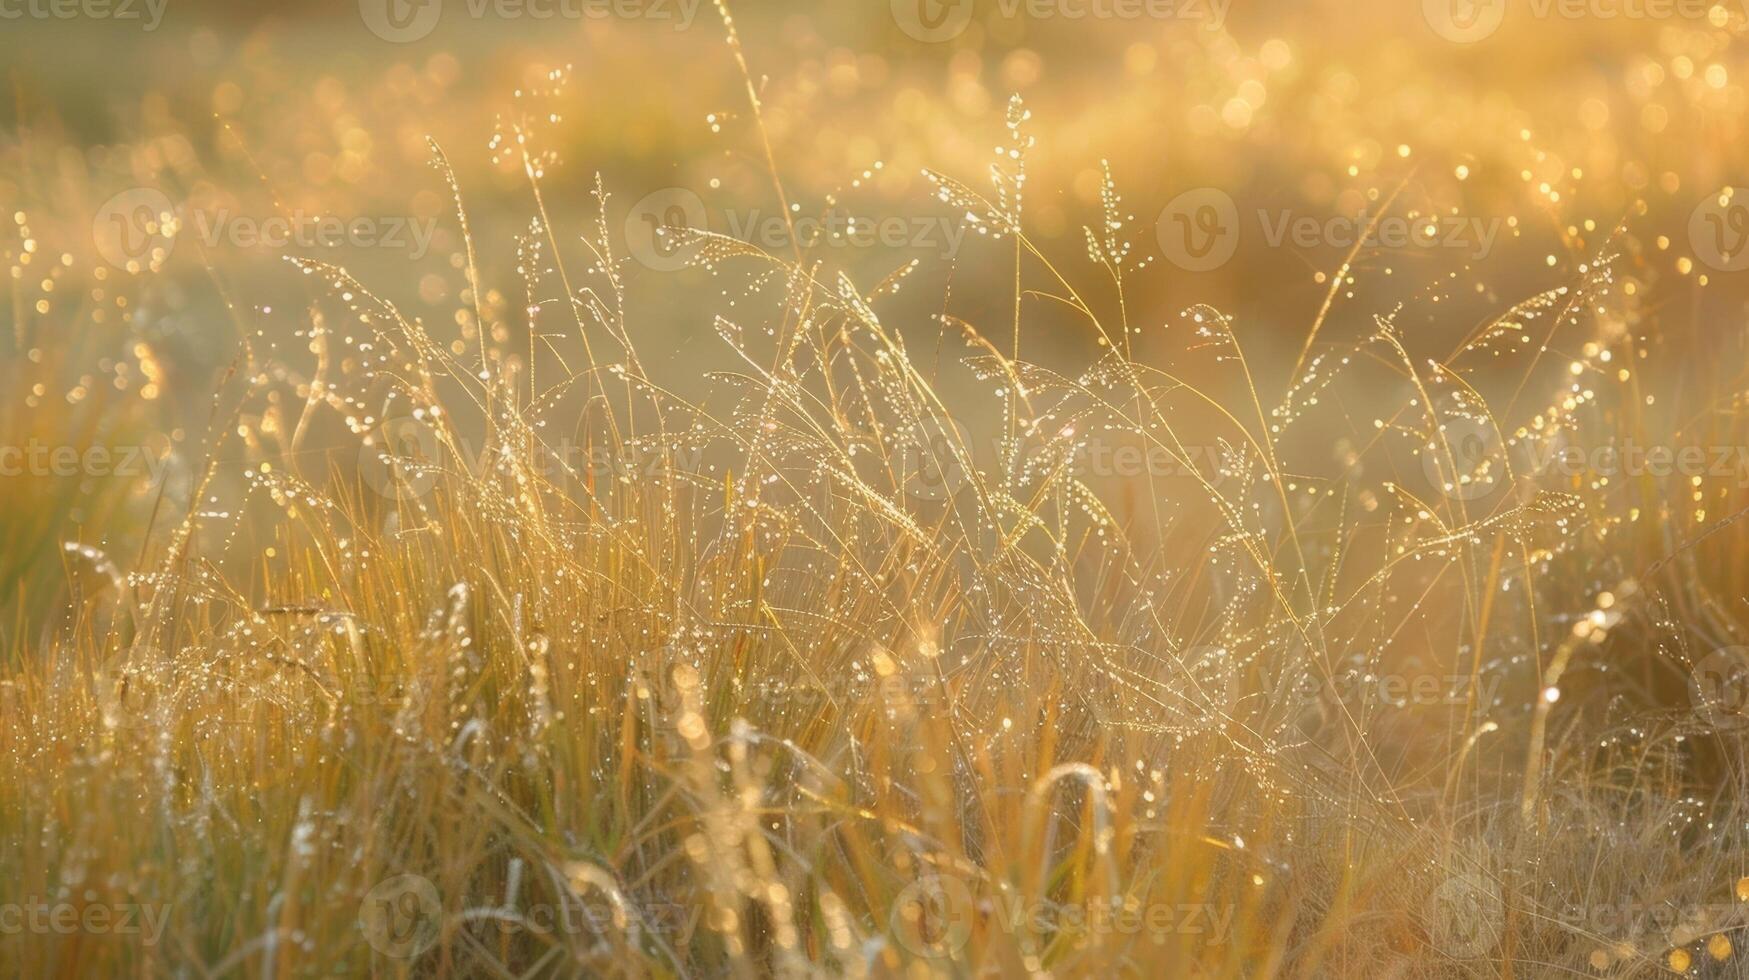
[4,0,1749,639]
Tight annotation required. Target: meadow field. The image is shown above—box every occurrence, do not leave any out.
[5,0,1749,975]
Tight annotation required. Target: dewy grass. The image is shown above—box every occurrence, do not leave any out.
[5,9,1749,979]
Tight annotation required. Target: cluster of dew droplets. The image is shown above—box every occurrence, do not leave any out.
[488,64,571,180]
[1084,159,1150,278]
[923,93,1032,244]
[988,95,1032,237]
[1179,305,1241,361]
[1271,341,1369,438]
